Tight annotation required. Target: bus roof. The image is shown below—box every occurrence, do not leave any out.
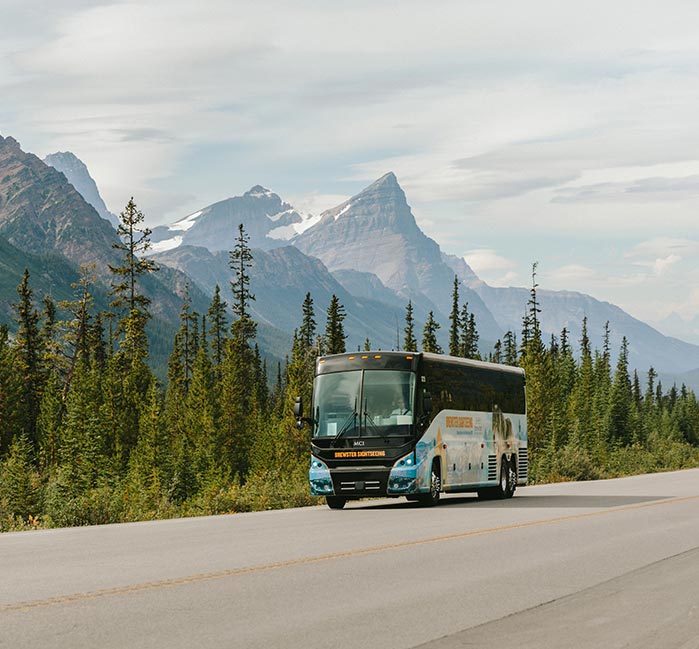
[421,352,525,376]
[316,351,525,377]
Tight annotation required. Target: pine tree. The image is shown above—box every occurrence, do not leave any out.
[0,326,24,455]
[570,317,594,451]
[491,339,503,364]
[108,197,158,363]
[229,223,257,346]
[503,331,518,366]
[0,433,41,524]
[325,295,347,355]
[13,269,43,444]
[36,370,64,472]
[403,300,417,352]
[448,276,461,356]
[606,337,633,446]
[299,292,316,350]
[219,223,258,478]
[58,266,97,397]
[421,311,442,353]
[206,285,228,371]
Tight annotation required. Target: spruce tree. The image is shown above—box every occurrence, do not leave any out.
[206,285,228,371]
[13,269,43,444]
[421,312,442,354]
[606,337,633,446]
[0,326,23,455]
[403,300,417,352]
[325,295,347,355]
[108,197,157,362]
[299,292,316,350]
[448,276,461,356]
[503,331,518,366]
[220,223,258,478]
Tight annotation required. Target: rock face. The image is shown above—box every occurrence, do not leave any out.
[0,136,209,340]
[292,172,501,339]
[43,151,119,228]
[0,136,121,273]
[149,186,311,254]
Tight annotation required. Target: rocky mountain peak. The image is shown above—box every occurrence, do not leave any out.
[149,184,307,254]
[43,151,119,227]
[0,136,21,150]
[244,185,276,198]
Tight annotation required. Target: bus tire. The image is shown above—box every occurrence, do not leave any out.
[483,457,511,500]
[418,461,441,507]
[506,458,517,498]
[326,496,346,509]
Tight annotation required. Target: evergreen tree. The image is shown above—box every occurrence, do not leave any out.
[219,223,258,478]
[606,337,633,446]
[206,285,228,371]
[421,311,442,353]
[448,276,461,356]
[58,266,97,397]
[299,292,316,350]
[403,300,417,352]
[108,197,157,362]
[324,295,347,355]
[503,331,518,366]
[0,326,23,455]
[57,359,107,498]
[229,223,257,346]
[0,433,40,524]
[13,269,43,444]
[124,382,165,517]
[36,370,64,472]
[491,339,503,364]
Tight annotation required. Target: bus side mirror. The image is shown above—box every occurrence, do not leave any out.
[294,396,304,428]
[423,392,432,414]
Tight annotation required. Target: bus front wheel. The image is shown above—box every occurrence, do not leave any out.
[326,496,347,509]
[418,462,441,507]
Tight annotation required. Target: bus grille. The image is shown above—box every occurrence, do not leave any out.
[331,470,389,495]
[518,448,528,481]
[487,455,497,481]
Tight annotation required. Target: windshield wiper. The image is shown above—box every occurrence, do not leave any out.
[331,398,358,447]
[362,398,381,435]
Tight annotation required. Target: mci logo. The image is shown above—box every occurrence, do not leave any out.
[353,440,365,447]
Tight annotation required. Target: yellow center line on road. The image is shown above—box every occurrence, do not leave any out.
[3,493,699,614]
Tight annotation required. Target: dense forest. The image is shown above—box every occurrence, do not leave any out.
[1,204,698,532]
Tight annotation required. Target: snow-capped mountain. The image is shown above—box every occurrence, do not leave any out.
[149,186,317,254]
[43,151,119,228]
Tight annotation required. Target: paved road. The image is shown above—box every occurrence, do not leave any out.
[1,469,699,648]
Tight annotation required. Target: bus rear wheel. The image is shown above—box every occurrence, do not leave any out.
[478,457,516,500]
[326,496,346,509]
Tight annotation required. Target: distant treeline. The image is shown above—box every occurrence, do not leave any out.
[0,205,697,531]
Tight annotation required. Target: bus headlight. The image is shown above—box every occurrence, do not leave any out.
[388,453,418,493]
[309,456,334,496]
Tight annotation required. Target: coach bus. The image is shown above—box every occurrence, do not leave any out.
[294,351,527,509]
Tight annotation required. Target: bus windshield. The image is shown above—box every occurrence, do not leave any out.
[313,370,415,438]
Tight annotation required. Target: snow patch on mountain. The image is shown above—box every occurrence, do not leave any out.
[169,210,202,232]
[151,235,183,253]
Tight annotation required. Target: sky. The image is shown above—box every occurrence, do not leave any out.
[2,0,699,341]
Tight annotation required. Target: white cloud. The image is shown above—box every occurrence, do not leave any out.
[5,1,699,330]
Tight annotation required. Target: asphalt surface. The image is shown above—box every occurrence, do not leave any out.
[1,469,699,648]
